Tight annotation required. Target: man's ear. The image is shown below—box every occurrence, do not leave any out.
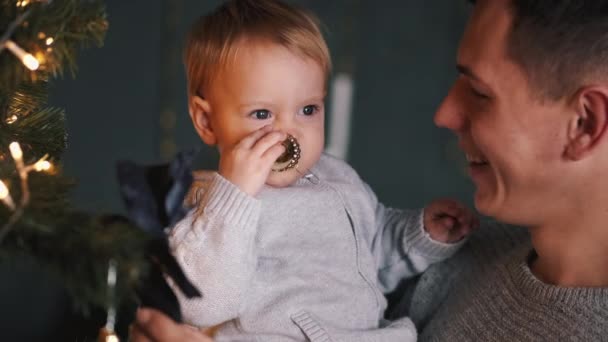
[189,95,217,145]
[564,87,608,160]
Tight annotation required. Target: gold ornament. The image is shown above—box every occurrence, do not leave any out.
[272,134,300,172]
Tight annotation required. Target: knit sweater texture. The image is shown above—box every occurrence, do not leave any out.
[168,154,463,341]
[391,223,608,341]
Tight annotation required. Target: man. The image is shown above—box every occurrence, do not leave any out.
[404,0,608,340]
[132,0,608,340]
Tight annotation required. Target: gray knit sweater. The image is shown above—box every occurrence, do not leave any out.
[391,223,608,341]
[168,154,463,341]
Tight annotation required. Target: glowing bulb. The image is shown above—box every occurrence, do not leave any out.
[0,180,15,211]
[33,160,52,172]
[0,181,9,199]
[9,142,23,161]
[45,37,54,45]
[22,54,39,70]
[4,40,39,70]
[6,115,18,124]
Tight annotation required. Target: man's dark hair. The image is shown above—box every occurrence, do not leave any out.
[469,0,608,100]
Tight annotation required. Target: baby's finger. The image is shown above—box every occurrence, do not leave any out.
[251,130,287,156]
[261,142,287,164]
[432,205,462,220]
[439,216,456,230]
[448,229,468,243]
[238,125,274,149]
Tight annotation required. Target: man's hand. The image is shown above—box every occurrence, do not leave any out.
[130,308,215,342]
[219,125,286,196]
[423,198,479,243]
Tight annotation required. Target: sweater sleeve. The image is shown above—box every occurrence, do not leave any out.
[364,183,465,293]
[167,173,261,327]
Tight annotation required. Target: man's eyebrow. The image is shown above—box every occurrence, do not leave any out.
[457,64,493,92]
[457,64,480,81]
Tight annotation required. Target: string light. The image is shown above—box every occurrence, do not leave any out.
[98,259,120,342]
[45,37,53,45]
[0,181,16,211]
[16,0,48,7]
[6,115,18,124]
[0,141,54,240]
[33,159,52,172]
[8,142,22,161]
[4,40,39,70]
[9,141,23,161]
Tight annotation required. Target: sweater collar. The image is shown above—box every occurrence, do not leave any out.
[508,245,608,307]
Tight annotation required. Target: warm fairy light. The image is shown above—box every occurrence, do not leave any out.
[16,0,48,8]
[0,181,16,211]
[45,37,54,45]
[6,115,18,124]
[22,54,39,70]
[33,160,52,172]
[9,142,23,161]
[4,40,39,70]
[34,51,46,65]
[0,181,9,199]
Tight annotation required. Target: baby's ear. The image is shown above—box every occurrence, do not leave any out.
[189,95,217,145]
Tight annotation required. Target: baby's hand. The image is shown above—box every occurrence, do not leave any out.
[423,198,479,243]
[219,125,286,196]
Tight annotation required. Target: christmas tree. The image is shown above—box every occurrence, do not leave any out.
[0,1,200,340]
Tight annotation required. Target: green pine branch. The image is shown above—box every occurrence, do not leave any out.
[0,0,152,321]
[1,0,108,95]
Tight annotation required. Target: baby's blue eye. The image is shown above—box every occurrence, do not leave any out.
[302,105,318,116]
[251,109,271,119]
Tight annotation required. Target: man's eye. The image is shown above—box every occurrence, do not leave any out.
[470,87,490,100]
[301,105,319,116]
[251,109,271,119]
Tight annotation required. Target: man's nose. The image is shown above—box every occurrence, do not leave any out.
[434,82,467,132]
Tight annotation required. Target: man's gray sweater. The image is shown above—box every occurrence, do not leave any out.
[392,223,608,341]
[169,154,463,341]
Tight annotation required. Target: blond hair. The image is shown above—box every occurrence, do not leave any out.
[184,0,332,98]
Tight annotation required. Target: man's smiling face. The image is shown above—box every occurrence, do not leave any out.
[433,0,571,226]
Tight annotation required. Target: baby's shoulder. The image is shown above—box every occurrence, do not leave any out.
[184,170,216,206]
[315,153,362,185]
